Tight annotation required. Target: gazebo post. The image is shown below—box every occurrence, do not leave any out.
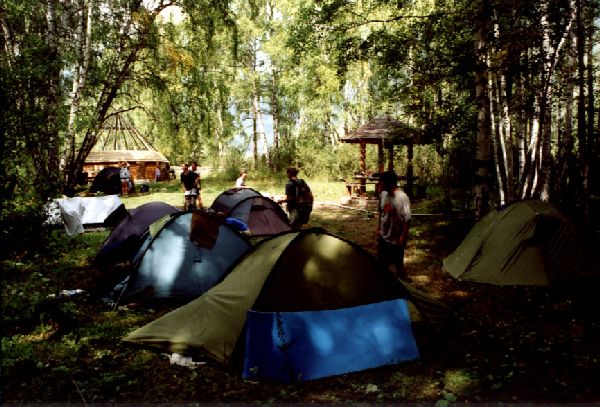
[377,141,384,174]
[359,142,367,173]
[360,142,367,195]
[406,141,414,200]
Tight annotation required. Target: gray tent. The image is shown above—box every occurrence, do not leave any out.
[113,210,251,303]
[210,188,291,236]
[443,201,588,286]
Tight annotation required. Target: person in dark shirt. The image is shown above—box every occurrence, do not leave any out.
[181,163,200,210]
[277,167,313,229]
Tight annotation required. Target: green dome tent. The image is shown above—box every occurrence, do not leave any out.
[443,200,588,286]
[124,228,450,382]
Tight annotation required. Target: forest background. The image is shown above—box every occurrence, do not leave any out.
[2,0,600,245]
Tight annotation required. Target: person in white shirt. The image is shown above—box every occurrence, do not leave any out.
[377,170,411,279]
[235,170,248,188]
[119,162,130,196]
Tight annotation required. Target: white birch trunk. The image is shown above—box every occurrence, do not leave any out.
[253,94,271,165]
[67,0,93,166]
[489,74,506,205]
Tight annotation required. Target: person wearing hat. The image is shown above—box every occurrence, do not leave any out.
[377,170,411,279]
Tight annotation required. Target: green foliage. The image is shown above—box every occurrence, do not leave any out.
[293,142,358,181]
[214,149,253,181]
[0,200,51,261]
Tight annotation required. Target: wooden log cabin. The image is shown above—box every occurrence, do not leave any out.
[83,113,170,182]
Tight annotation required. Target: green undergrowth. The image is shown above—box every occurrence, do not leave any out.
[2,184,599,404]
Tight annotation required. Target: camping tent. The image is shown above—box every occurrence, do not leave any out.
[124,228,450,382]
[443,200,588,286]
[90,167,124,195]
[210,188,291,236]
[211,187,262,214]
[94,201,180,269]
[112,210,251,304]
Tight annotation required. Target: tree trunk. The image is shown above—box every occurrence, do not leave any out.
[473,0,492,219]
[557,27,576,206]
[489,74,506,205]
[40,0,62,198]
[538,5,553,202]
[252,94,259,165]
[583,2,594,222]
[254,93,271,166]
[66,0,93,183]
[271,71,280,150]
[514,74,527,193]
[576,0,588,218]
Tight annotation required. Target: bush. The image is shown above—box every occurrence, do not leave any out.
[0,200,51,261]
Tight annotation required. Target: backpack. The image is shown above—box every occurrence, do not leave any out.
[295,179,314,209]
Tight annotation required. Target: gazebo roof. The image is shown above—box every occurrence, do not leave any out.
[86,113,169,164]
[340,115,425,146]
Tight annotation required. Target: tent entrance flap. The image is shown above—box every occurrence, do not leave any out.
[242,299,419,383]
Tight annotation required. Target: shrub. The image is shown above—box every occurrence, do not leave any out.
[0,200,51,261]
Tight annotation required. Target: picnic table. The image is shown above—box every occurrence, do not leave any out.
[346,175,380,197]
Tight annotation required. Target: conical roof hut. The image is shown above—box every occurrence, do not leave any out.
[83,113,170,182]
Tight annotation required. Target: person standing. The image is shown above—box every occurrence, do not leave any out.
[189,161,202,206]
[277,167,313,229]
[154,166,161,182]
[180,163,200,210]
[119,161,130,196]
[190,161,199,175]
[235,169,248,188]
[377,170,411,279]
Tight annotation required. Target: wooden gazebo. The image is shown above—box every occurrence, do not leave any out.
[83,113,170,182]
[340,115,425,197]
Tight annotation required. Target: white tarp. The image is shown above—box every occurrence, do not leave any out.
[54,195,123,236]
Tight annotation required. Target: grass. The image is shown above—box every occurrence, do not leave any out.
[2,178,600,404]
[120,177,352,209]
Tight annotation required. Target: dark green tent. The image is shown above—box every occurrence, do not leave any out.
[443,200,587,286]
[124,228,450,381]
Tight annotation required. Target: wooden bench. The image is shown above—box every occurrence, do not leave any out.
[345,179,380,197]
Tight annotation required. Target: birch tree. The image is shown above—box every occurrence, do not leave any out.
[473,0,492,218]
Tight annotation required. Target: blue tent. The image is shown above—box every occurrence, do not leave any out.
[113,210,251,303]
